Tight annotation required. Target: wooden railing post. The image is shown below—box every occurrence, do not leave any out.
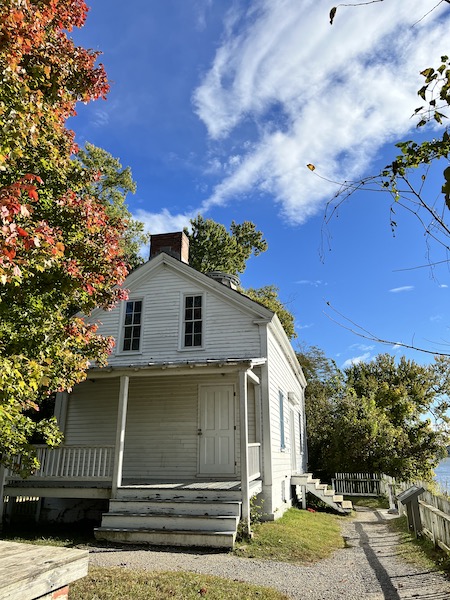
[239,370,250,535]
[112,376,129,497]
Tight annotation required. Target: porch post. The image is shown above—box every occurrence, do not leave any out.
[54,392,69,433]
[239,369,250,535]
[112,375,129,497]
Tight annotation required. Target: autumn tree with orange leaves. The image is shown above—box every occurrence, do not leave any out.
[0,0,131,474]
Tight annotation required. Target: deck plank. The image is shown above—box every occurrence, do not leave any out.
[0,541,88,600]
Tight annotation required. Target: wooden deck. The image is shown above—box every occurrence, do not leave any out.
[0,541,88,600]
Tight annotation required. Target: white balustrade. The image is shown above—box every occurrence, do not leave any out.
[8,445,114,480]
[248,443,261,481]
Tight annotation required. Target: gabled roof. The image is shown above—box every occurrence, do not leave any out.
[90,252,275,322]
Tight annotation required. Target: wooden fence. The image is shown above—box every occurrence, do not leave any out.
[332,472,382,496]
[334,472,450,555]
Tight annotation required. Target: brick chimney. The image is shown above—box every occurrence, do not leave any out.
[149,232,189,263]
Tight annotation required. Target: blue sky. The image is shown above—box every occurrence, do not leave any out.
[71,0,450,368]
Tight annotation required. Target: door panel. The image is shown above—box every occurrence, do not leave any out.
[199,385,235,475]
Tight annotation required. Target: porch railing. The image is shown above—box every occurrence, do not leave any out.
[7,445,115,480]
[248,443,261,481]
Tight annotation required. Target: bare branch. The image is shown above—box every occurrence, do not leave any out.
[324,301,450,357]
[412,0,449,26]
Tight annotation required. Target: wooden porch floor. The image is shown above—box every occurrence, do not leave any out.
[120,479,242,492]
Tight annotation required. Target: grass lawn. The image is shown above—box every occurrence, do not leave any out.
[347,496,390,510]
[70,567,290,600]
[234,507,344,563]
[388,515,450,576]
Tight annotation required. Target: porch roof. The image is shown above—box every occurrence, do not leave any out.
[86,357,266,379]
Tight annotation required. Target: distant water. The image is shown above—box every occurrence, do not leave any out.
[434,457,450,493]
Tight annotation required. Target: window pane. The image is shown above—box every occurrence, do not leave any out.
[185,322,193,334]
[185,308,193,320]
[125,314,132,325]
[133,313,141,324]
[185,296,193,308]
[194,296,202,307]
[126,302,134,313]
[194,308,201,320]
[134,301,142,312]
[131,338,140,351]
[123,338,131,351]
[185,334,192,346]
[194,321,202,333]
[194,334,202,346]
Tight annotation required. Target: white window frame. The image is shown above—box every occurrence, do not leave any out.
[179,292,205,351]
[279,390,286,451]
[117,297,144,354]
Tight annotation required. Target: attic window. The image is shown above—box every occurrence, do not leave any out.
[122,300,142,351]
[183,294,202,347]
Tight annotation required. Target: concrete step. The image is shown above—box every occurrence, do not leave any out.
[109,498,241,517]
[94,527,236,548]
[101,512,239,532]
[341,500,353,510]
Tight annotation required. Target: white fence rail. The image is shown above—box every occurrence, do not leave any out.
[248,443,261,481]
[8,445,114,480]
[332,472,382,496]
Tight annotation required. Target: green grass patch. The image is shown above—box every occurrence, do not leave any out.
[346,496,389,509]
[234,507,344,563]
[70,567,290,600]
[388,515,450,575]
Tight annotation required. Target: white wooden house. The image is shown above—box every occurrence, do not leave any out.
[2,232,350,547]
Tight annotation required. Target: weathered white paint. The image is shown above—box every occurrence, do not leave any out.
[264,325,305,518]
[86,258,265,367]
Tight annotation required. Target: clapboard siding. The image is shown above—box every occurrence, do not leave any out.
[87,265,262,366]
[266,327,304,511]
[65,379,119,446]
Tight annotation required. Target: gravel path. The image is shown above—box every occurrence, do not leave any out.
[89,507,450,599]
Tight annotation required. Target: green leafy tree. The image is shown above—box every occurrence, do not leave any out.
[76,143,149,270]
[184,215,267,276]
[246,286,297,340]
[297,346,342,476]
[0,0,131,474]
[298,348,449,481]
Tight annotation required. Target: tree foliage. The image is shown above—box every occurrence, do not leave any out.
[184,215,297,339]
[298,348,449,481]
[0,0,130,474]
[184,214,267,276]
[246,286,297,340]
[76,143,149,270]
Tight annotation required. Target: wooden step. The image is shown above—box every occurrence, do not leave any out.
[94,527,236,548]
[101,512,239,532]
[109,498,241,517]
[116,486,242,502]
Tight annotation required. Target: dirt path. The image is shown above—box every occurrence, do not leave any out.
[89,507,450,599]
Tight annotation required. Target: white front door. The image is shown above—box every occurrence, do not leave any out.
[199,385,235,475]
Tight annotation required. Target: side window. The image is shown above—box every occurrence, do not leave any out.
[279,390,285,450]
[122,299,142,351]
[183,294,203,347]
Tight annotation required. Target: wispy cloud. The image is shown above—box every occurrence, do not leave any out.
[297,323,313,330]
[296,279,327,287]
[192,1,450,223]
[342,352,371,369]
[439,284,448,289]
[389,286,414,293]
[350,343,375,352]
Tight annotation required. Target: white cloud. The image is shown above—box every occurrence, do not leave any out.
[439,284,449,289]
[297,323,313,330]
[389,286,414,293]
[134,208,195,234]
[296,279,326,287]
[350,344,375,352]
[192,0,450,223]
[342,352,371,368]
